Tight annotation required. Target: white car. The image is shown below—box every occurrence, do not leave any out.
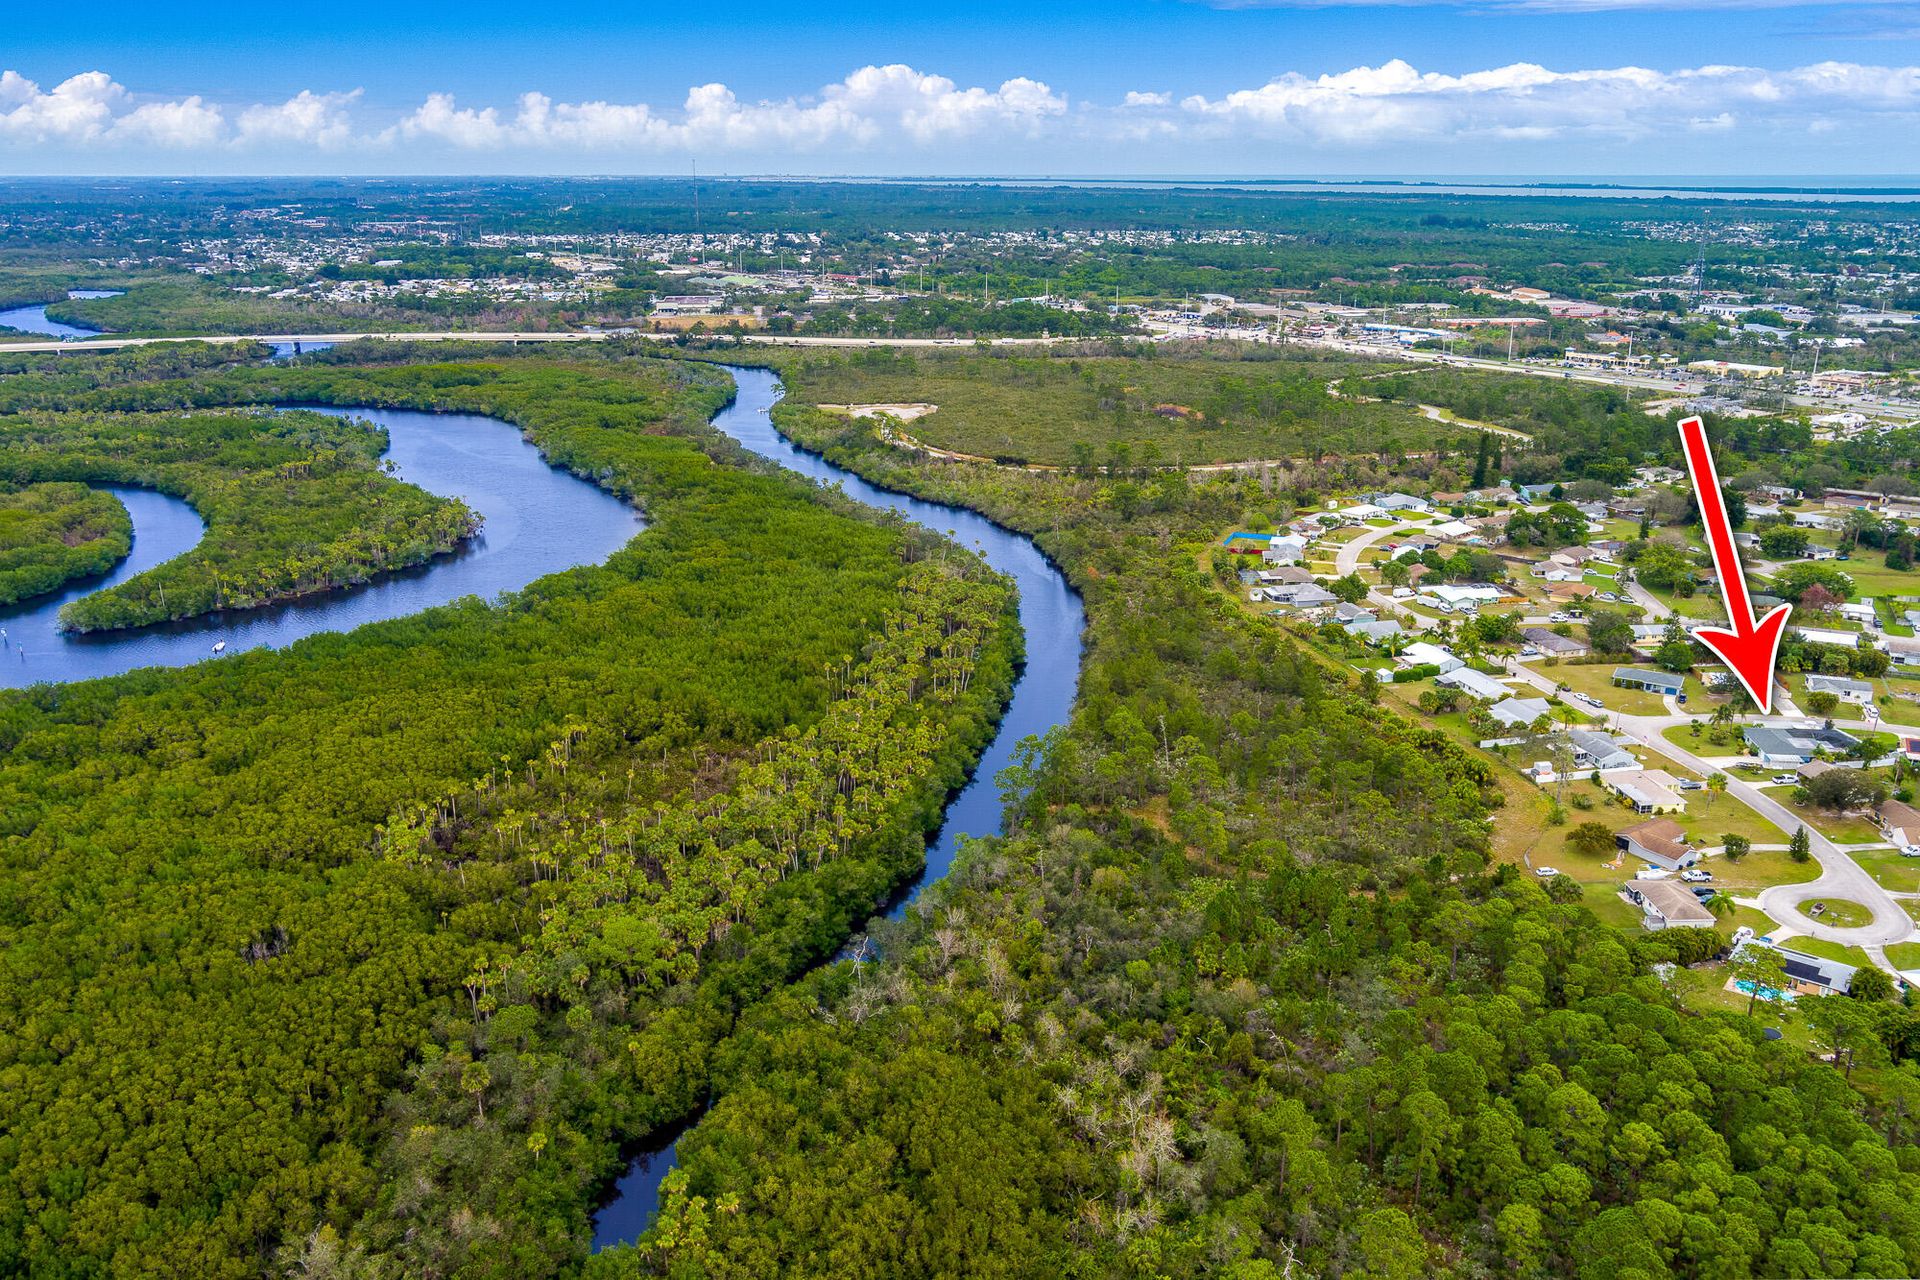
[1902,844,1920,858]
[1574,693,1604,708]
[1770,774,1798,786]
[1534,866,1560,878]
[1681,869,1712,883]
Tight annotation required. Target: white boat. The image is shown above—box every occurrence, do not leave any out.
[211,641,227,654]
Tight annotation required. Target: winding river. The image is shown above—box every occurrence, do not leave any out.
[0,288,122,340]
[589,365,1084,1250]
[0,405,643,688]
[0,349,1082,1247]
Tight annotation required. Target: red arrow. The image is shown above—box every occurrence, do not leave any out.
[1676,415,1791,713]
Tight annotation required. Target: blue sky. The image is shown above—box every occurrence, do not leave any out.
[2,0,1917,175]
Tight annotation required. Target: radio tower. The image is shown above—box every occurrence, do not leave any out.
[1689,212,1710,310]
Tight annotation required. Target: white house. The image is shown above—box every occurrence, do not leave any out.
[1805,674,1874,705]
[1437,667,1511,701]
[1795,627,1860,649]
[1401,643,1463,674]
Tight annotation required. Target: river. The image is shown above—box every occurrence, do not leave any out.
[0,289,122,340]
[588,365,1084,1250]
[0,404,642,688]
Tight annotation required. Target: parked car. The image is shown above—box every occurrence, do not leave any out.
[1770,774,1798,786]
[1691,886,1718,900]
[1902,844,1920,858]
[1681,869,1712,883]
[1676,779,1705,791]
[1574,693,1604,708]
[1534,866,1560,878]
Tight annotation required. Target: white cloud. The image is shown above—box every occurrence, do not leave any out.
[236,90,360,149]
[0,60,1916,165]
[390,65,1067,152]
[115,96,225,149]
[1160,58,1920,146]
[0,71,126,144]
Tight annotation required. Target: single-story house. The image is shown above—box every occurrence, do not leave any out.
[1430,583,1505,607]
[1613,668,1687,698]
[1805,545,1840,562]
[1795,627,1861,649]
[1518,483,1559,503]
[1793,511,1843,531]
[1265,582,1338,607]
[1797,760,1838,782]
[1738,940,1856,996]
[1260,566,1313,586]
[1488,696,1552,730]
[1401,643,1464,674]
[1548,582,1596,602]
[1333,601,1374,623]
[1568,728,1638,772]
[1880,799,1920,847]
[1882,636,1920,668]
[1370,492,1432,513]
[1626,879,1716,931]
[1347,618,1403,645]
[1607,769,1689,814]
[1438,666,1512,702]
[1262,536,1308,565]
[1617,817,1700,871]
[1430,519,1478,542]
[1805,673,1874,705]
[1743,724,1861,764]
[1522,627,1589,657]
[1838,601,1876,626]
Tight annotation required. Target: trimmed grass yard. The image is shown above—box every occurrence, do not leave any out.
[1541,660,1711,716]
[1781,935,1874,969]
[1800,897,1873,928]
[1856,848,1920,894]
[1886,940,1920,970]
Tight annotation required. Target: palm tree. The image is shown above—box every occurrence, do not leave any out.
[1706,772,1727,810]
[1705,890,1738,921]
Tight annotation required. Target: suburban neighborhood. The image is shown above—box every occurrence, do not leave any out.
[1218,458,1920,1009]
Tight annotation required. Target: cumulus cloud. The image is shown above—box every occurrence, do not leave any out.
[236,90,360,149]
[390,65,1067,151]
[1160,58,1920,145]
[0,59,1915,162]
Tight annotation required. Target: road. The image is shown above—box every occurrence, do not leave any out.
[0,329,1069,356]
[1268,510,1908,966]
[1497,651,1916,967]
[14,321,1909,427]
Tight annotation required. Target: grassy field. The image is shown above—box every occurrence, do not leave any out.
[1801,897,1874,928]
[1542,660,1710,715]
[769,346,1478,467]
[1783,935,1875,968]
[1886,940,1920,969]
[1855,848,1920,894]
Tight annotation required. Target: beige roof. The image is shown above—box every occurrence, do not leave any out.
[1621,817,1690,861]
[1881,800,1920,837]
[1635,879,1715,925]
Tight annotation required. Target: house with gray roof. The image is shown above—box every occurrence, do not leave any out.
[1743,724,1860,764]
[1805,673,1874,705]
[1438,666,1511,702]
[1567,728,1638,772]
[1488,697,1552,730]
